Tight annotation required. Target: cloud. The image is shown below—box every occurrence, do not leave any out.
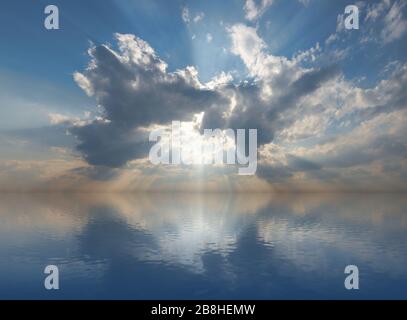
[73,29,340,181]
[228,24,267,75]
[182,8,204,25]
[69,166,120,181]
[193,12,205,23]
[71,34,227,168]
[256,61,407,190]
[298,0,311,6]
[243,0,311,21]
[381,0,407,43]
[200,24,339,147]
[206,33,213,43]
[62,24,407,190]
[300,65,407,168]
[73,29,337,170]
[244,0,274,21]
[365,0,391,22]
[71,122,152,167]
[328,0,407,46]
[221,24,407,190]
[181,6,190,24]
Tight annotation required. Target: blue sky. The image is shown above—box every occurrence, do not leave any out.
[3,0,405,101]
[1,0,407,192]
[1,0,405,104]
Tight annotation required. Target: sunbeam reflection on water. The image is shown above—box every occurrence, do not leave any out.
[0,193,406,299]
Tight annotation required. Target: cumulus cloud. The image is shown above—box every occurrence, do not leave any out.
[72,29,341,182]
[71,33,227,168]
[200,25,339,146]
[220,23,406,190]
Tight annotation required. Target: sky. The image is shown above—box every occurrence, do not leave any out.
[0,0,407,192]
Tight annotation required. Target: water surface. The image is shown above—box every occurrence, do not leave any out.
[0,193,406,299]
